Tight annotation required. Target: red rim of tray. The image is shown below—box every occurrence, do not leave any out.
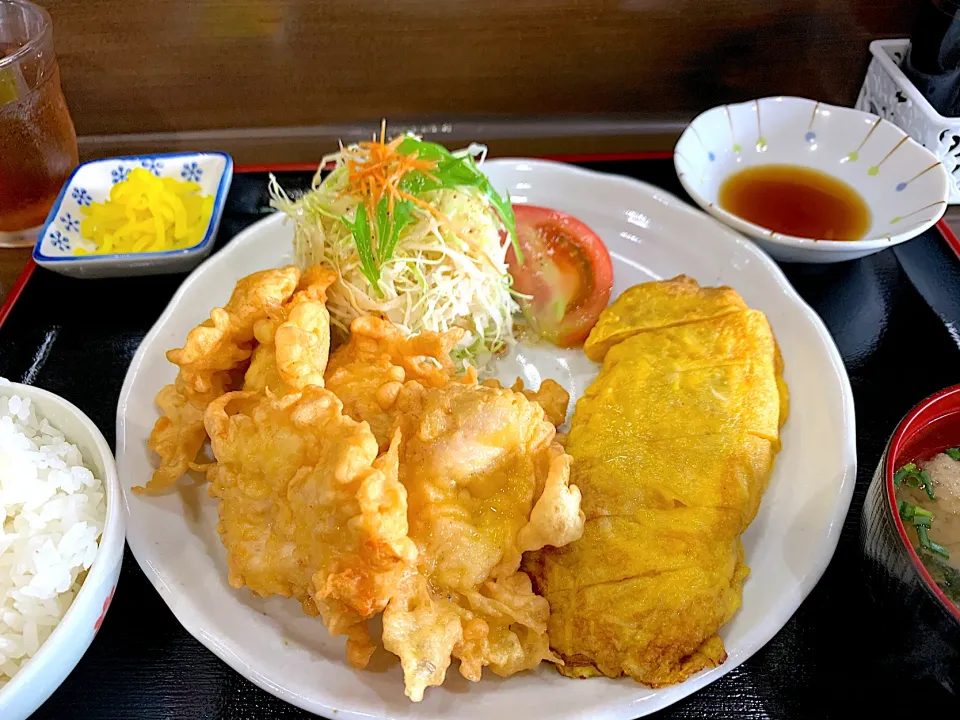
[0,257,35,329]
[884,383,960,623]
[937,218,960,261]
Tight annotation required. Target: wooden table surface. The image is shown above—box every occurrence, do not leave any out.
[0,247,31,309]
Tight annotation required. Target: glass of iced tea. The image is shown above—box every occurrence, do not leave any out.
[0,0,77,247]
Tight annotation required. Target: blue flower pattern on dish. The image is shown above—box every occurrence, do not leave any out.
[60,213,80,233]
[111,165,130,183]
[181,161,202,182]
[140,158,164,176]
[49,230,70,252]
[35,152,232,276]
[71,187,92,207]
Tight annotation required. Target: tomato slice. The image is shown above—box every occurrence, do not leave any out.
[507,205,613,347]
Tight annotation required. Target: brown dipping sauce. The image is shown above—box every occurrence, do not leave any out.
[718,164,871,241]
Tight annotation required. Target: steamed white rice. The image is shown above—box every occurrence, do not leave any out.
[0,383,105,684]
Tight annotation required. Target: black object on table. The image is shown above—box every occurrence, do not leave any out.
[903,0,960,115]
[1,159,959,719]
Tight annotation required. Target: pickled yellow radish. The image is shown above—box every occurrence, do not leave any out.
[75,168,214,255]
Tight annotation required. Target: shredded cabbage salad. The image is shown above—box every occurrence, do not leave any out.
[270,130,522,369]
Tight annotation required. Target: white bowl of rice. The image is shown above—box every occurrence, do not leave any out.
[0,381,124,720]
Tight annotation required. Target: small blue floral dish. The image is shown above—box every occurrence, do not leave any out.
[33,152,233,279]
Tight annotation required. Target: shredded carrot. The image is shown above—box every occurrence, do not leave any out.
[342,121,440,220]
[339,122,497,271]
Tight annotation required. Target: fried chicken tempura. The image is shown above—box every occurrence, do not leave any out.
[140,267,302,493]
[203,375,582,701]
[325,316,473,450]
[167,308,252,408]
[205,387,416,664]
[147,273,586,701]
[320,318,582,698]
[381,384,584,701]
[244,267,337,396]
[169,266,301,407]
[144,384,208,491]
[142,266,337,495]
[481,378,570,427]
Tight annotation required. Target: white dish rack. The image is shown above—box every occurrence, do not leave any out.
[858,39,960,203]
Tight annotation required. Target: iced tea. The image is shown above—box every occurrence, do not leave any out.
[0,1,78,246]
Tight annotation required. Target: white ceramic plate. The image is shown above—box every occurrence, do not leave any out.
[675,96,949,264]
[117,159,857,720]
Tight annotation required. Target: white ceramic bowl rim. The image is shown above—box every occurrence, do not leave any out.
[32,151,234,263]
[0,382,124,705]
[676,96,949,251]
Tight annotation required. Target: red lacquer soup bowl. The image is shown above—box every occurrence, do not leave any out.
[861,384,960,694]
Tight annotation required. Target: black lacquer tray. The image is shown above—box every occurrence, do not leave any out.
[2,158,959,719]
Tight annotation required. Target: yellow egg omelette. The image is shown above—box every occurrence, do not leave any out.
[524,275,789,687]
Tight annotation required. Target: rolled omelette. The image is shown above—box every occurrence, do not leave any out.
[524,275,788,687]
